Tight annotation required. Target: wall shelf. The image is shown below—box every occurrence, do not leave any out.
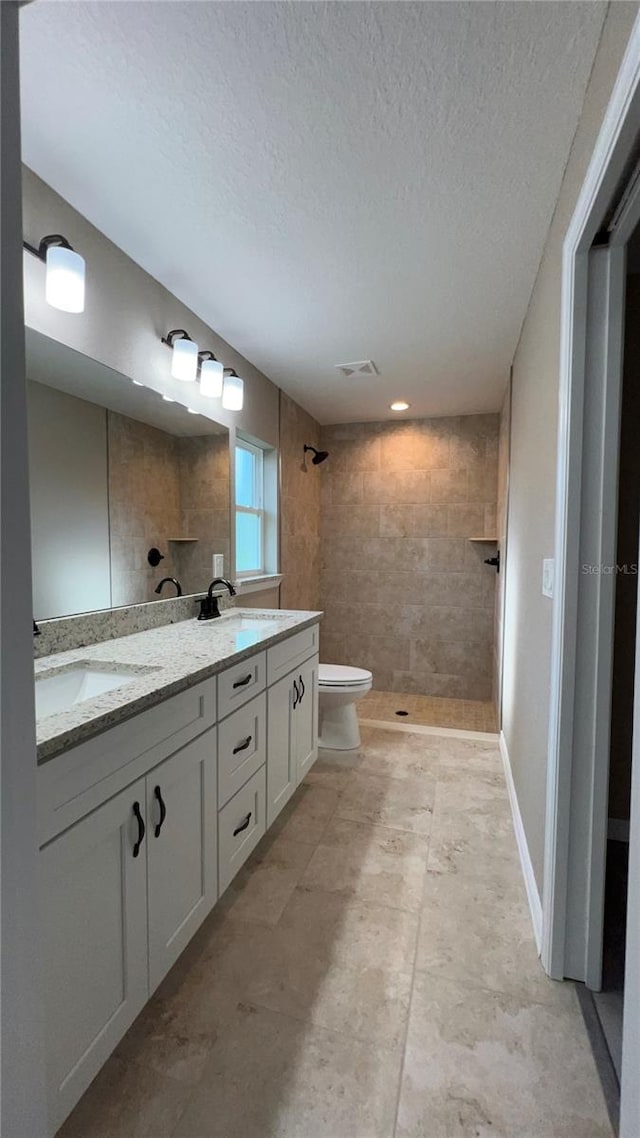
[468,537,498,543]
[167,537,198,543]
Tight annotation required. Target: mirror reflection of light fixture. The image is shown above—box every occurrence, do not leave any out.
[198,350,224,398]
[23,234,86,313]
[162,329,198,382]
[222,369,244,411]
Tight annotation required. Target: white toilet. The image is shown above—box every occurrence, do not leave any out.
[318,663,373,750]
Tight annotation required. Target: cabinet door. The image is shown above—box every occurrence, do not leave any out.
[41,779,148,1134]
[266,671,296,827]
[146,730,217,993]
[295,655,319,784]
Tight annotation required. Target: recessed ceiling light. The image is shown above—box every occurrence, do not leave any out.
[132,380,144,387]
[187,407,199,415]
[390,400,410,412]
[162,395,175,402]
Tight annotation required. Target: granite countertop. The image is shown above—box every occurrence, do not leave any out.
[35,608,322,763]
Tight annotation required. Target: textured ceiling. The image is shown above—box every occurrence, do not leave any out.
[19,1,606,424]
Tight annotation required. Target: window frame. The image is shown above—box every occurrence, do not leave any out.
[234,438,265,578]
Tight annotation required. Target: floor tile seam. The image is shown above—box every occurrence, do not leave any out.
[206,991,407,1061]
[392,794,447,1137]
[341,766,439,794]
[333,806,434,841]
[410,960,575,1011]
[279,878,428,917]
[413,965,579,1014]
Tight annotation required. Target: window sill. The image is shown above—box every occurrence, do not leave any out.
[234,574,283,596]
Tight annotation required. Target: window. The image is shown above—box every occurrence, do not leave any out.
[235,439,265,576]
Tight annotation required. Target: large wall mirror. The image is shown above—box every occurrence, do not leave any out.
[26,329,231,620]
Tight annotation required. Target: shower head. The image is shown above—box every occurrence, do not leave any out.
[304,444,329,466]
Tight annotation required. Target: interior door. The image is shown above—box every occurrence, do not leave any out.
[146,731,217,992]
[562,243,626,989]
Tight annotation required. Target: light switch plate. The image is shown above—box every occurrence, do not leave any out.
[542,558,554,598]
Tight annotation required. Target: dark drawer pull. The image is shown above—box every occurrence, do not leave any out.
[132,801,145,858]
[154,785,167,838]
[232,673,253,689]
[232,735,253,755]
[233,811,252,837]
[299,675,305,702]
[293,678,299,709]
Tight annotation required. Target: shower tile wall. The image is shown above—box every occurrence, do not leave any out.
[279,391,322,611]
[319,415,499,700]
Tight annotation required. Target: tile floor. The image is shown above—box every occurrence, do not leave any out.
[358,689,498,733]
[58,725,611,1138]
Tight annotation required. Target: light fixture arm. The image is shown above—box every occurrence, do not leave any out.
[162,328,193,348]
[23,233,75,262]
[198,349,218,365]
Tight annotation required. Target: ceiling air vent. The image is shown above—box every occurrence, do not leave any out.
[335,359,379,378]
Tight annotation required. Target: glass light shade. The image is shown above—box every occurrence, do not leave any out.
[45,245,85,313]
[200,357,224,398]
[222,373,244,411]
[171,337,198,381]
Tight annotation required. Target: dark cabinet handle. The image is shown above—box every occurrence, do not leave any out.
[293,678,299,709]
[233,811,252,837]
[233,673,253,689]
[232,735,253,755]
[154,786,167,838]
[299,675,305,702]
[132,801,145,858]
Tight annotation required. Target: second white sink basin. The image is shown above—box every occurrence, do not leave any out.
[35,663,145,719]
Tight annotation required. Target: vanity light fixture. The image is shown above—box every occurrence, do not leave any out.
[198,350,224,399]
[222,369,244,411]
[23,234,86,313]
[390,400,410,412]
[162,329,198,382]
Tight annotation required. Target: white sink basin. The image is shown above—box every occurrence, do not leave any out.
[217,617,282,633]
[35,664,141,719]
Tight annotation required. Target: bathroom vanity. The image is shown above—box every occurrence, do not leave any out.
[35,608,320,1134]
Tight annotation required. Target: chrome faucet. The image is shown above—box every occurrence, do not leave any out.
[154,576,183,597]
[197,578,236,621]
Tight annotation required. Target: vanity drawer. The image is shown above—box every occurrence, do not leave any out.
[217,651,266,719]
[218,765,266,893]
[218,693,266,808]
[267,624,319,685]
[38,678,217,845]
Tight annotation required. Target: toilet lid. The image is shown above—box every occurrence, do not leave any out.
[319,663,372,686]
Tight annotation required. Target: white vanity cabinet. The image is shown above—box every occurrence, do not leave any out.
[266,649,319,827]
[38,617,320,1136]
[39,683,219,1134]
[146,732,218,992]
[41,778,149,1132]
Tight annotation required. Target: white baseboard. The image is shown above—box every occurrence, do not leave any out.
[499,731,543,955]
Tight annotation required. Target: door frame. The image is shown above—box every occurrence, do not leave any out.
[543,13,640,1135]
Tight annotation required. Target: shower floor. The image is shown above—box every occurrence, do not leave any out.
[358,689,497,734]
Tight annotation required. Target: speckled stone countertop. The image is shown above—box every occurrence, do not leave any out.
[35,608,322,764]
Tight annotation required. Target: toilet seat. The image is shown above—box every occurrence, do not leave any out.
[319,664,372,688]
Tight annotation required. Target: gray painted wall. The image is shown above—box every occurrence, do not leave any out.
[22,166,280,449]
[502,2,639,891]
